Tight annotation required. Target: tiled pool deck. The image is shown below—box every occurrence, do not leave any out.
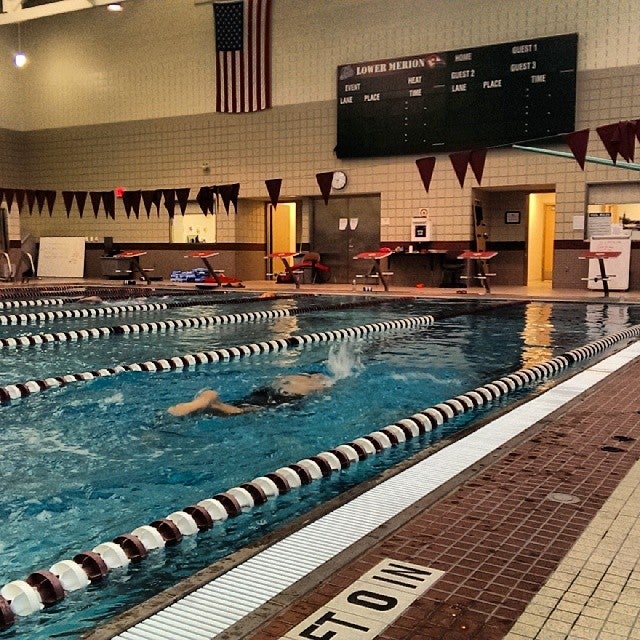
[3,279,640,639]
[226,341,640,640]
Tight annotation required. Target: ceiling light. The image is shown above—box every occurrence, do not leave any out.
[14,52,27,68]
[107,3,123,11]
[14,23,27,68]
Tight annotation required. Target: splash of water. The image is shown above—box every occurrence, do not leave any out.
[326,341,362,381]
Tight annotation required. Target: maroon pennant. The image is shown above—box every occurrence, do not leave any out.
[152,189,162,216]
[140,191,155,218]
[265,178,282,208]
[618,120,636,163]
[633,119,640,145]
[196,186,213,215]
[4,188,15,210]
[26,190,36,215]
[563,129,590,170]
[122,190,141,218]
[15,189,25,213]
[102,191,115,219]
[35,190,47,215]
[62,191,75,217]
[449,150,471,188]
[316,172,333,205]
[89,191,103,218]
[44,190,56,216]
[596,122,621,164]
[230,183,240,213]
[0,188,4,205]
[175,188,190,216]
[218,184,233,215]
[469,149,487,185]
[415,157,436,193]
[162,189,176,219]
[74,191,88,218]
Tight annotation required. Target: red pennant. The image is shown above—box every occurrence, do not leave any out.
[74,191,87,218]
[89,192,103,218]
[469,149,487,185]
[316,172,333,205]
[563,129,590,170]
[415,157,436,193]
[62,191,75,217]
[449,151,471,188]
[175,188,190,216]
[596,123,621,164]
[265,178,282,208]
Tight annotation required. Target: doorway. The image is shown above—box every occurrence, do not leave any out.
[311,195,381,283]
[527,193,556,284]
[266,202,297,276]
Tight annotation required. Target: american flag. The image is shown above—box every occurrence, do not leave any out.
[214,0,272,113]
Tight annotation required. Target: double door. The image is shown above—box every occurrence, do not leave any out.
[311,195,381,283]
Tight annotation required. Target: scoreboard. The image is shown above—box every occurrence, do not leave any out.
[336,33,578,158]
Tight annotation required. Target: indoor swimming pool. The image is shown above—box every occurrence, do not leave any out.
[1,292,639,639]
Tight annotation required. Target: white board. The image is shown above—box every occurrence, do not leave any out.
[37,236,86,278]
[588,235,631,291]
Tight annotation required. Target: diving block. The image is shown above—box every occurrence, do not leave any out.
[457,250,498,294]
[113,251,153,284]
[185,250,244,288]
[353,249,394,291]
[265,252,302,288]
[579,251,621,297]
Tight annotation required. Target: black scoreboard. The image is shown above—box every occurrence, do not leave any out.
[336,33,578,158]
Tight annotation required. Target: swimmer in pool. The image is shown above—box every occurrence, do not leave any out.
[167,373,333,417]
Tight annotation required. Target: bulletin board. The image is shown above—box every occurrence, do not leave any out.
[37,237,86,278]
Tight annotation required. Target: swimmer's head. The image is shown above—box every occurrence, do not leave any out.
[270,373,332,398]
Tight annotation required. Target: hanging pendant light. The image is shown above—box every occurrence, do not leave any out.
[14,23,27,68]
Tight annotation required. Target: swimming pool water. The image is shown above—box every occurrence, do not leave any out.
[0,296,638,638]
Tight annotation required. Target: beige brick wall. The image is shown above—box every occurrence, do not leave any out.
[1,0,639,258]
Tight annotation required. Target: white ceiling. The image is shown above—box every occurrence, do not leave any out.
[0,0,127,25]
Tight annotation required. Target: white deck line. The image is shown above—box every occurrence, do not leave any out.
[114,340,640,640]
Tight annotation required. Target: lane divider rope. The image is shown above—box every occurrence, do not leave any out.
[0,313,434,403]
[1,323,637,630]
[0,298,66,309]
[0,298,402,350]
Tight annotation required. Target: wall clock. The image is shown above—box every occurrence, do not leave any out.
[331,170,348,190]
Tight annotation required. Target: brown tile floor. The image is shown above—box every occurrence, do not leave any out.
[237,347,640,640]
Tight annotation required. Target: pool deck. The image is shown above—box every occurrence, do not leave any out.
[2,278,640,640]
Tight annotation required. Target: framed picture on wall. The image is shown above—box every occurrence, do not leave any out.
[505,210,521,224]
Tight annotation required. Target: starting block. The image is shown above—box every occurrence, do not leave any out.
[353,249,394,291]
[185,250,244,288]
[457,250,498,294]
[579,251,620,297]
[113,251,154,284]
